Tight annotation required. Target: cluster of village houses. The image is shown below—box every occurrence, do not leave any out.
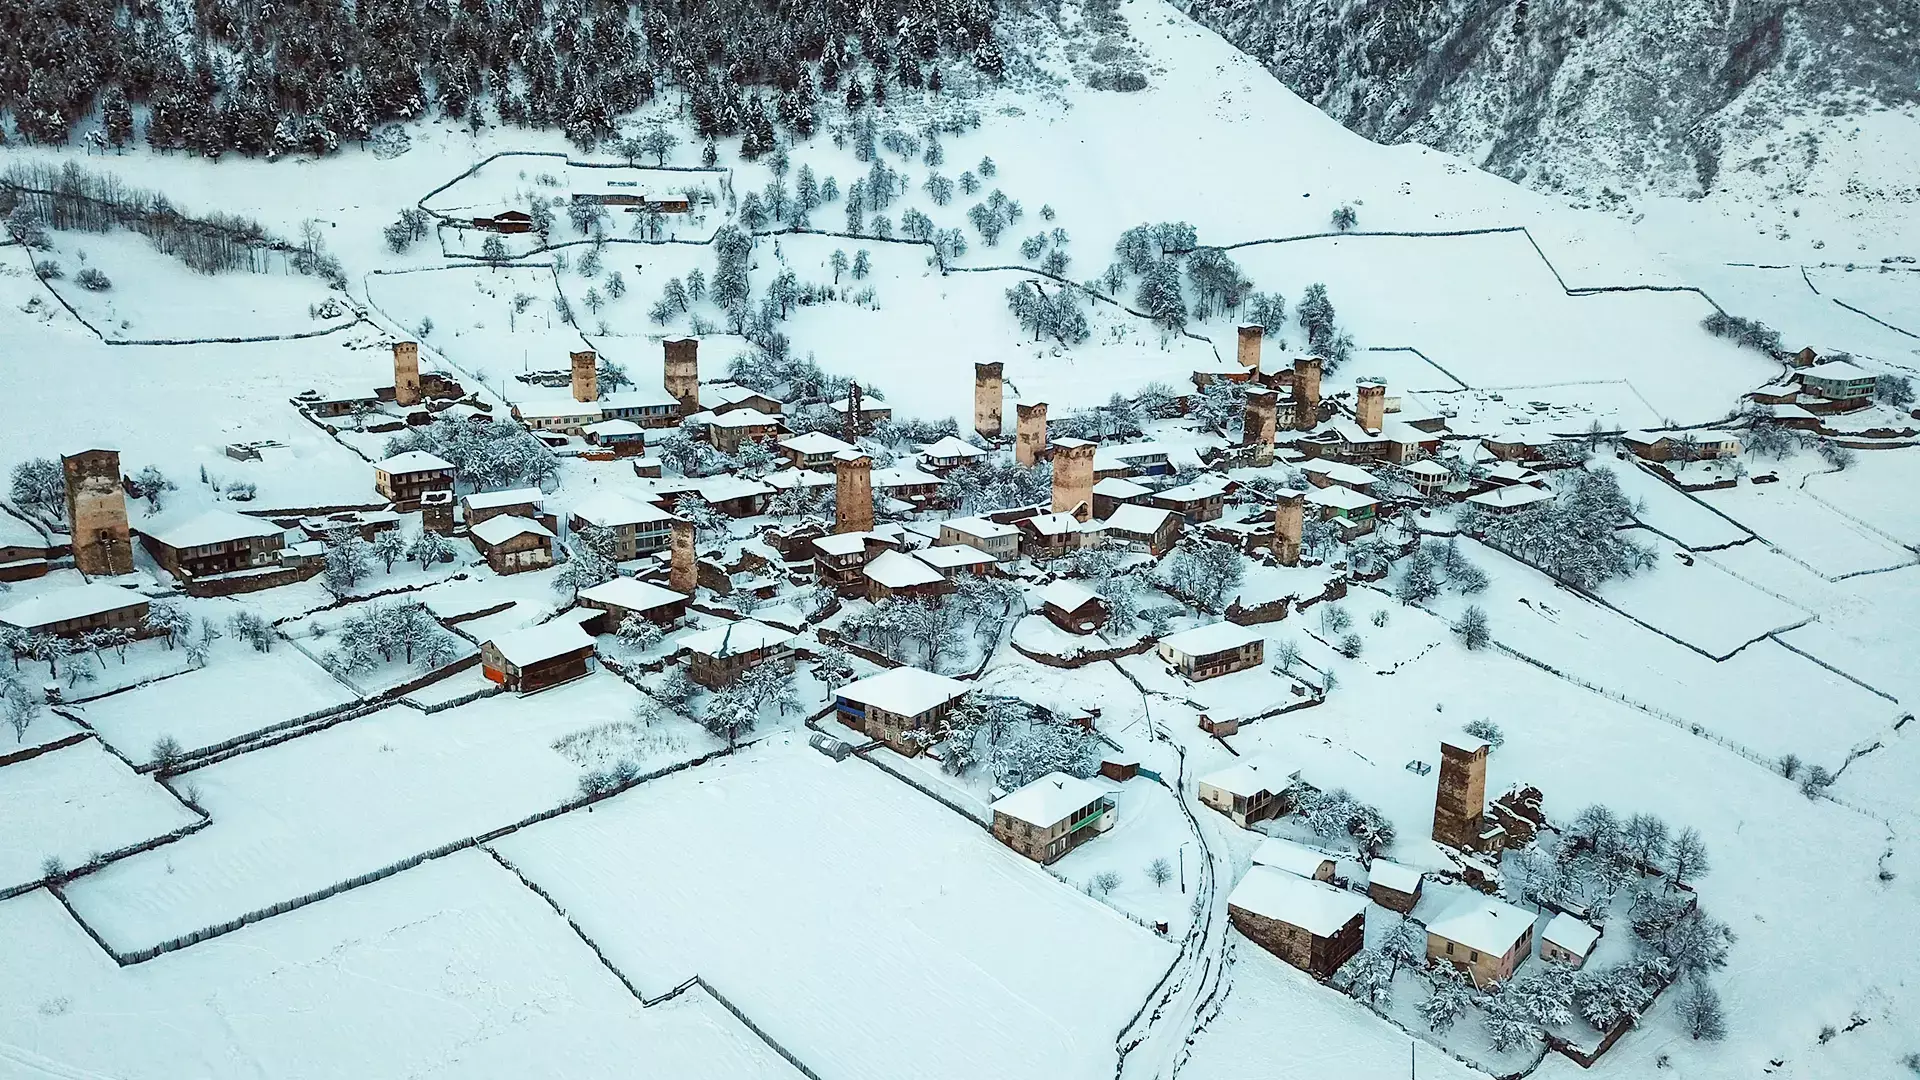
[1,319,1862,1035]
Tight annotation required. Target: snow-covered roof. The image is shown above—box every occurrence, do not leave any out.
[1104,503,1176,535]
[1093,476,1152,499]
[1400,460,1452,478]
[1466,485,1552,510]
[766,468,834,491]
[874,465,943,489]
[679,619,795,658]
[463,487,545,511]
[1543,913,1601,955]
[1250,836,1336,879]
[942,516,1018,540]
[835,666,969,717]
[374,450,454,474]
[577,576,687,613]
[513,399,603,420]
[1038,579,1101,613]
[1022,512,1082,536]
[1154,477,1230,502]
[571,492,672,529]
[706,407,781,429]
[991,771,1109,828]
[914,543,995,570]
[0,510,49,548]
[1801,360,1873,381]
[814,532,871,557]
[600,387,682,410]
[1620,430,1668,446]
[1305,485,1378,511]
[1094,443,1170,469]
[1482,462,1538,483]
[136,507,284,549]
[1196,756,1292,798]
[0,582,147,629]
[488,620,594,667]
[1160,621,1264,658]
[780,431,855,454]
[1227,865,1367,937]
[1692,429,1741,443]
[702,382,778,408]
[1052,437,1096,450]
[1426,894,1536,955]
[1442,735,1489,756]
[584,419,644,437]
[696,475,775,502]
[1300,460,1379,486]
[470,514,554,546]
[1368,860,1423,894]
[919,435,987,460]
[1484,428,1560,448]
[865,550,947,589]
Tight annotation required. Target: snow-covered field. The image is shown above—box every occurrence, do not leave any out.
[71,645,355,762]
[0,850,807,1080]
[63,672,715,953]
[1695,481,1915,579]
[493,740,1175,1080]
[0,739,200,890]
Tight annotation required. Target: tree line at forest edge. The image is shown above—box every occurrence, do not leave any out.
[0,0,1002,158]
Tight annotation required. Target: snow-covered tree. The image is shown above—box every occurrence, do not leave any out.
[406,529,454,570]
[1419,962,1474,1032]
[9,459,65,521]
[1659,909,1735,976]
[145,601,193,650]
[1342,948,1397,1008]
[1380,916,1427,977]
[617,614,663,653]
[553,526,619,598]
[1135,258,1187,333]
[229,611,275,652]
[371,529,408,573]
[1463,718,1504,749]
[1667,826,1710,888]
[1146,857,1173,887]
[1676,979,1727,1041]
[1454,604,1491,650]
[1396,546,1440,605]
[323,526,372,595]
[1165,538,1244,612]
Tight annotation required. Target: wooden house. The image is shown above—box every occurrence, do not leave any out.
[372,450,455,509]
[576,576,690,632]
[680,619,795,689]
[469,515,554,575]
[0,582,149,639]
[1196,757,1293,827]
[135,508,286,581]
[1037,579,1108,635]
[481,621,596,694]
[1158,622,1264,681]
[1367,860,1424,914]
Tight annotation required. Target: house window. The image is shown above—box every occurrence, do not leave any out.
[1445,942,1454,955]
[1469,951,1479,962]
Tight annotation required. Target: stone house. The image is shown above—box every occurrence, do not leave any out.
[937,517,1020,563]
[1367,860,1424,914]
[1798,360,1878,405]
[1017,512,1101,562]
[1091,476,1152,520]
[480,621,596,694]
[1103,503,1181,556]
[469,515,554,575]
[680,619,795,689]
[832,666,969,756]
[569,492,675,559]
[990,771,1115,864]
[1158,622,1264,681]
[1227,866,1368,979]
[599,388,684,429]
[583,419,648,455]
[0,581,150,638]
[1250,836,1336,881]
[1037,579,1108,635]
[372,450,455,509]
[576,576,690,632]
[1541,913,1601,969]
[863,549,953,603]
[704,408,784,454]
[512,400,603,435]
[778,431,856,470]
[910,543,997,580]
[1148,477,1230,523]
[136,508,287,581]
[461,487,547,528]
[1196,757,1294,828]
[1426,894,1537,987]
[1305,484,1379,538]
[917,435,988,473]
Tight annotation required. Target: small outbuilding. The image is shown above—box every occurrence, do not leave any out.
[469,514,554,575]
[1037,579,1108,635]
[1541,912,1602,969]
[1250,836,1336,882]
[1366,860,1424,914]
[1196,757,1293,828]
[481,621,596,694]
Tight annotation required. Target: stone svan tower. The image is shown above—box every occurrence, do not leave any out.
[669,518,697,594]
[1292,356,1323,431]
[974,362,1004,441]
[1016,402,1049,467]
[835,451,874,535]
[1242,387,1277,466]
[1236,324,1263,369]
[1272,489,1304,566]
[571,350,598,404]
[62,449,132,576]
[1432,737,1492,852]
[393,341,422,407]
[1356,380,1385,434]
[1051,438,1096,521]
[664,338,700,415]
[420,489,455,535]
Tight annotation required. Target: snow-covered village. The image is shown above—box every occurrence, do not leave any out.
[2,0,1918,1077]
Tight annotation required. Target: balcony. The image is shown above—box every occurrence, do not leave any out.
[1067,799,1113,834]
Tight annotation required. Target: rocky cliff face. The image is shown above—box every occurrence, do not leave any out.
[1179,0,1919,199]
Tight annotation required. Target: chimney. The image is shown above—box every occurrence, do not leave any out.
[62,449,132,576]
[669,518,697,594]
[1015,402,1049,467]
[1292,356,1323,431]
[1236,324,1263,369]
[664,337,700,415]
[1050,438,1096,521]
[1242,388,1277,466]
[834,451,874,535]
[974,362,1004,441]
[571,349,598,404]
[393,341,422,406]
[1272,489,1305,567]
[1356,380,1386,435]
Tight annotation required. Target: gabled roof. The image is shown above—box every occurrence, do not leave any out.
[571,492,672,529]
[463,487,545,511]
[864,549,947,589]
[584,419,644,437]
[1093,476,1152,499]
[1426,894,1535,956]
[913,543,995,570]
[1153,477,1230,503]
[780,431,855,454]
[1543,912,1601,955]
[1021,512,1082,537]
[1466,485,1552,510]
[136,507,284,549]
[1300,460,1379,486]
[942,516,1018,540]
[577,576,687,613]
[469,514,554,546]
[513,399,603,420]
[1161,621,1264,657]
[1306,485,1378,511]
[489,620,594,667]
[1037,579,1101,614]
[834,666,968,717]
[919,435,987,460]
[706,407,781,429]
[991,771,1108,827]
[813,532,871,557]
[1227,865,1367,937]
[1104,503,1176,535]
[1368,860,1423,894]
[874,465,943,489]
[678,618,794,657]
[1800,360,1873,381]
[373,450,454,474]
[1196,755,1291,798]
[0,582,148,630]
[1250,836,1337,878]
